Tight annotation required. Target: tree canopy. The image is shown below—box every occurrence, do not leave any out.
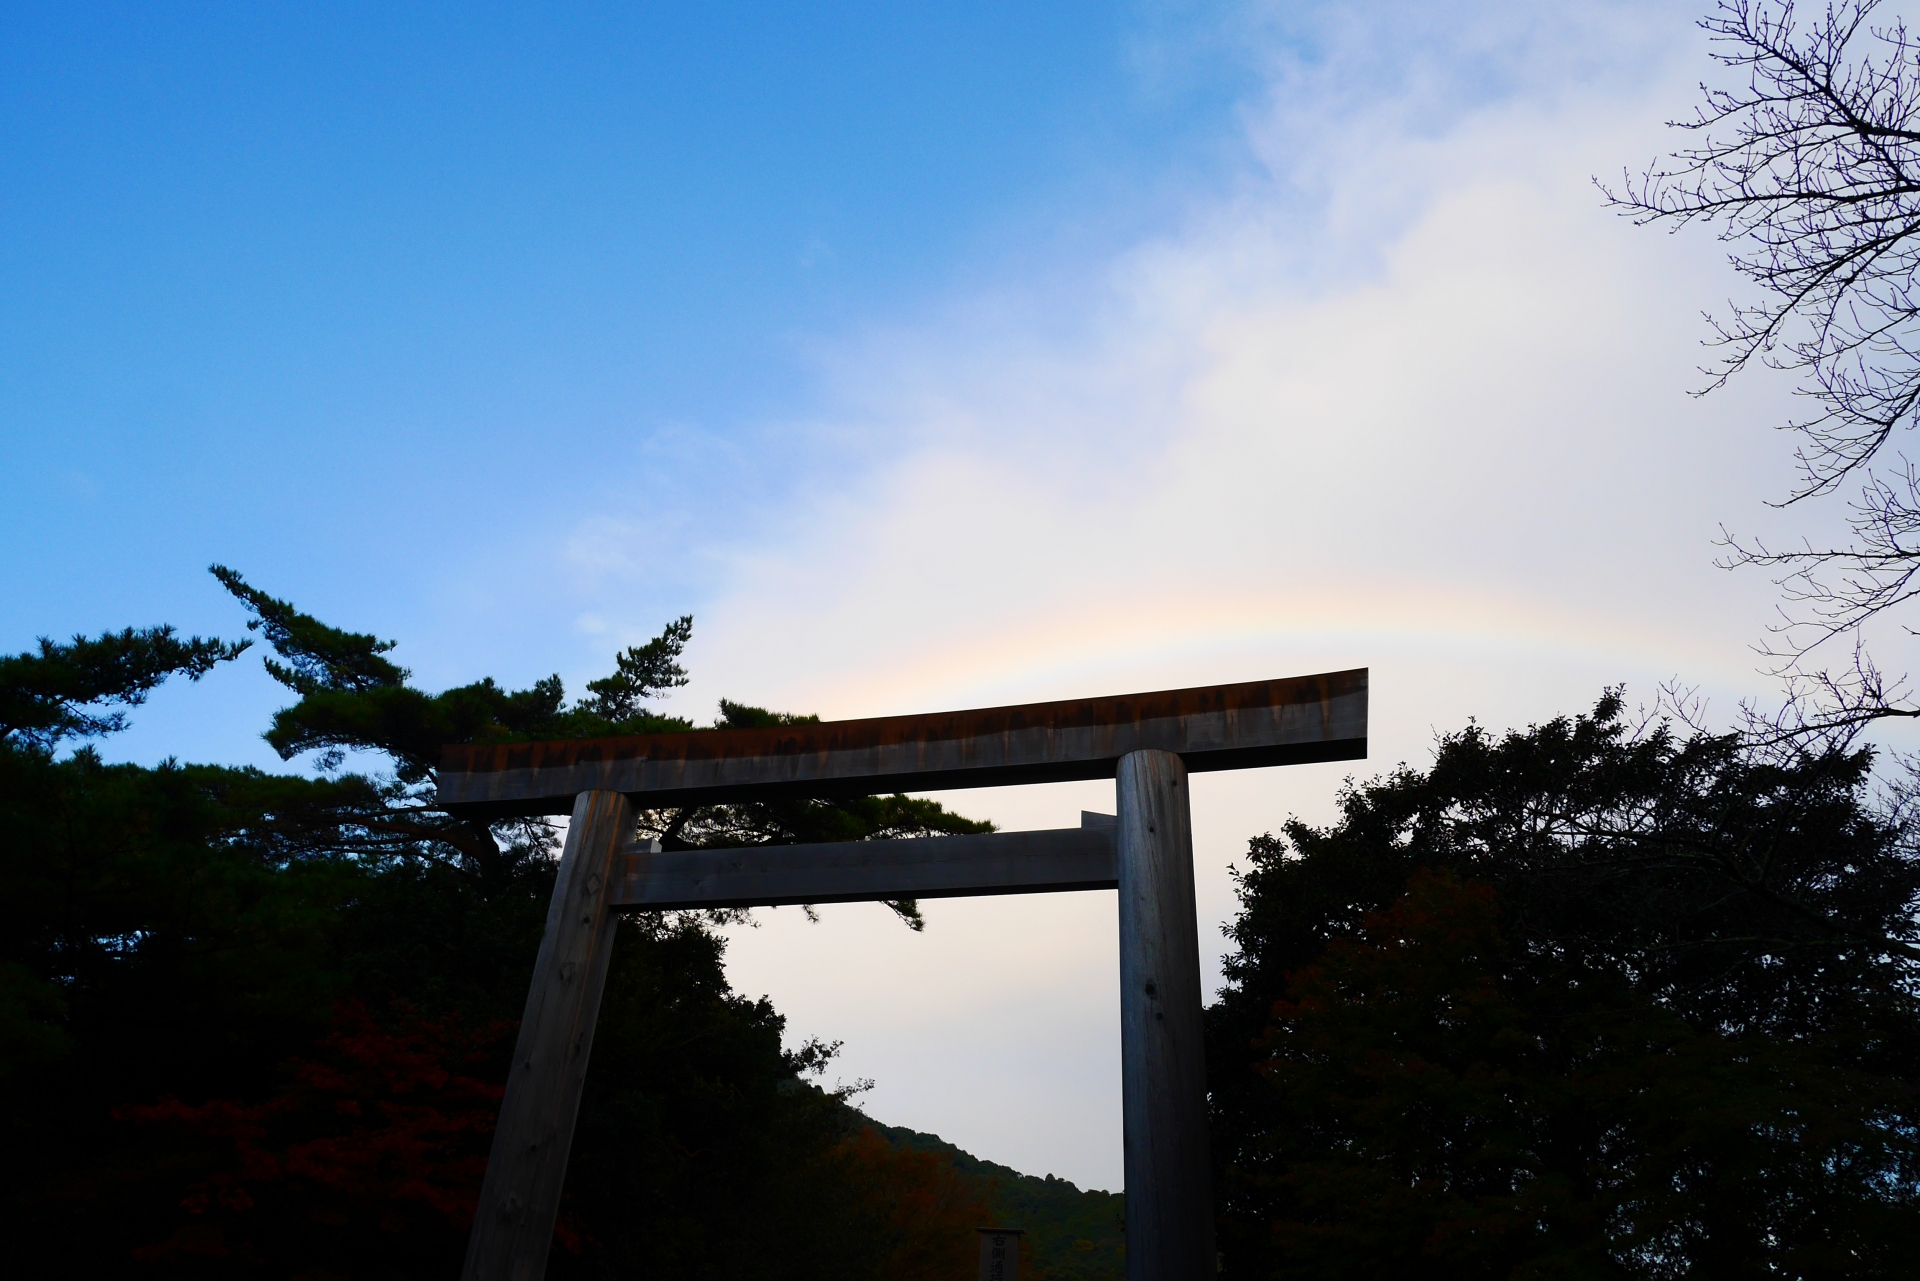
[17,573,1920,1276]
[207,565,989,926]
[0,625,247,749]
[0,577,1020,1279]
[1209,693,1920,1276]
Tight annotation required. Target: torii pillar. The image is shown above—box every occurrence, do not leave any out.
[1118,749,1214,1278]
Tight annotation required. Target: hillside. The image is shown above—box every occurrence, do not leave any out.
[868,1121,1125,1281]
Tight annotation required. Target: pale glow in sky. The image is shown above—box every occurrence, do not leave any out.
[638,5,1833,1190]
[4,0,1881,1195]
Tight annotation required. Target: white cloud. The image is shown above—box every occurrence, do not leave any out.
[582,1,1851,1189]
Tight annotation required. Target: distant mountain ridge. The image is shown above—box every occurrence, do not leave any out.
[866,1120,1125,1281]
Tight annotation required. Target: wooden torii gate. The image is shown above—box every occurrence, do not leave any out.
[438,668,1368,1281]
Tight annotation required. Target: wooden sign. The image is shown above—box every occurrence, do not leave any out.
[978,1226,1024,1281]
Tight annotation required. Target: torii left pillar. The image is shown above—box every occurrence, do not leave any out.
[463,790,638,1281]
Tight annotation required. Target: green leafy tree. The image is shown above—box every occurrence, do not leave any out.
[0,746,406,1274]
[111,917,947,1281]
[582,616,692,720]
[3,581,997,1277]
[208,566,701,779]
[1208,694,1920,1277]
[551,916,928,1280]
[210,565,989,926]
[0,625,247,748]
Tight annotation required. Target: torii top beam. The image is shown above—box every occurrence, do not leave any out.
[434,668,1367,818]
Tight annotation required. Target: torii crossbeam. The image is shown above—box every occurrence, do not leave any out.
[442,669,1367,1281]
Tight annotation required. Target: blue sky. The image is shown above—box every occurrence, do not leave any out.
[2,1,1256,754]
[3,0,1868,1189]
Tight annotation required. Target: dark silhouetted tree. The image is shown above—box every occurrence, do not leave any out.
[1209,693,1920,1277]
[209,566,987,926]
[2,578,1015,1278]
[0,625,246,748]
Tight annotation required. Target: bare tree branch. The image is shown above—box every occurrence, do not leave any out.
[1605,0,1920,716]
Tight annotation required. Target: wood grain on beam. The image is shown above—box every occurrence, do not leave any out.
[436,669,1367,817]
[612,820,1118,910]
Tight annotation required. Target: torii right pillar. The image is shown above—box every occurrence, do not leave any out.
[1116,748,1216,1279]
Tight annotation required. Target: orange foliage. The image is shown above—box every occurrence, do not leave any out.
[835,1126,999,1281]
[118,1000,512,1271]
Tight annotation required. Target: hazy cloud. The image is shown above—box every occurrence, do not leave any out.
[579,1,1838,1189]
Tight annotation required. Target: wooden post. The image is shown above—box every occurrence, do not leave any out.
[463,790,638,1281]
[1116,749,1215,1280]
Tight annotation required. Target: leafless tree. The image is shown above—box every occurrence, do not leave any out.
[1606,0,1920,705]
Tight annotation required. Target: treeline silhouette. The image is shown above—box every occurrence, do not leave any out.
[1208,693,1920,1276]
[8,580,1920,1276]
[0,577,1113,1280]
